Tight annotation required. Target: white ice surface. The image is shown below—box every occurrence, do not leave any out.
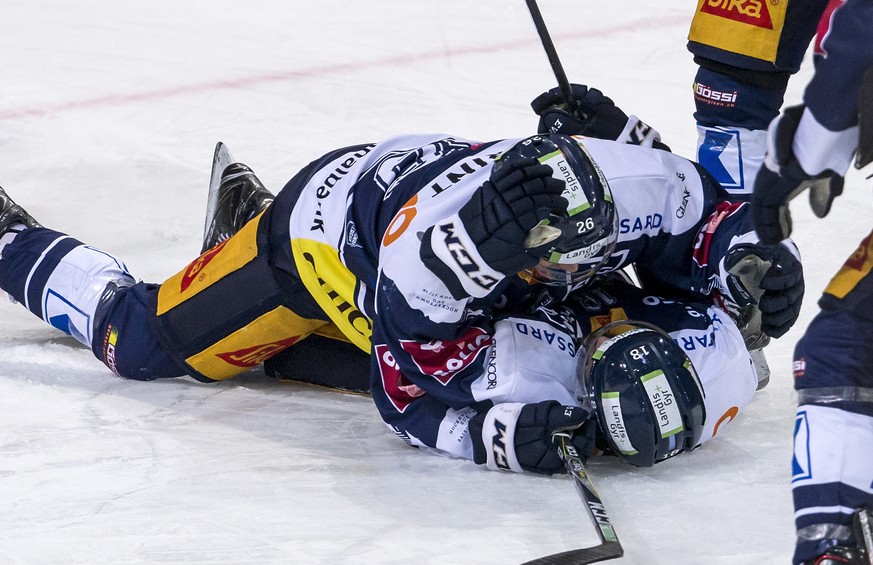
[2,2,871,564]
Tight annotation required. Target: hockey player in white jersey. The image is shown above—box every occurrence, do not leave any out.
[202,143,766,472]
[0,112,803,475]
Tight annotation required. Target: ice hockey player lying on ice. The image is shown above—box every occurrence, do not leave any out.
[0,85,803,474]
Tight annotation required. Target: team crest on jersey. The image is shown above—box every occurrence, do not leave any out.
[346,221,360,247]
[180,240,228,292]
[373,138,474,199]
[375,343,425,413]
[699,0,773,29]
[216,336,301,368]
[400,327,492,384]
[692,201,746,268]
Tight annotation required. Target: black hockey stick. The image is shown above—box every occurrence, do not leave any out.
[521,435,624,565]
[525,0,575,108]
[856,67,873,170]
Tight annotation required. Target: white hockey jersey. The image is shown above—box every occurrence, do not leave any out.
[280,133,761,465]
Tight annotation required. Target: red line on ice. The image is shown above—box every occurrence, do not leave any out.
[0,15,687,121]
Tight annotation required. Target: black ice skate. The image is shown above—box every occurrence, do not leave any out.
[201,142,275,253]
[805,507,872,565]
[0,185,41,238]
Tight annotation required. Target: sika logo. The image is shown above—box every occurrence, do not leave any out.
[217,336,301,368]
[181,240,228,292]
[700,0,773,29]
[845,233,872,271]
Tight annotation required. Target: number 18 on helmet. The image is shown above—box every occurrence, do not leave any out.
[577,321,707,467]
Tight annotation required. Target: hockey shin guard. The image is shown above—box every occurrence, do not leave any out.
[0,228,134,348]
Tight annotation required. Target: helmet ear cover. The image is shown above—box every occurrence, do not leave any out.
[495,134,618,287]
[578,320,707,467]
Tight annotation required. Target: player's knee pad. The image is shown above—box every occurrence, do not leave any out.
[154,210,330,381]
[693,65,780,197]
[688,0,830,196]
[94,282,189,380]
[0,228,134,348]
[792,404,873,563]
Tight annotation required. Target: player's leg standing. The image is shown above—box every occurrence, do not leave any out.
[791,229,873,563]
[686,0,830,198]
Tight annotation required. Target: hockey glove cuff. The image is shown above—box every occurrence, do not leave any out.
[531,84,668,150]
[470,401,597,475]
[422,156,565,298]
[752,105,847,245]
[460,156,567,273]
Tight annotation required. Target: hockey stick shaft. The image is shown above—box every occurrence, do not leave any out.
[525,0,574,107]
[522,436,624,565]
[856,66,873,169]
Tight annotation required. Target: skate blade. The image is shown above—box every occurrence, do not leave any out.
[203,142,236,242]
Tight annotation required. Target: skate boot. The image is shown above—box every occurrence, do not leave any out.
[0,185,41,238]
[201,142,275,253]
[807,545,868,565]
[804,507,872,565]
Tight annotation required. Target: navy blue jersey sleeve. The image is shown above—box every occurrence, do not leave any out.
[804,0,873,131]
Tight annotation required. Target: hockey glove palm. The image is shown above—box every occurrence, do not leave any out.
[724,243,804,344]
[458,156,567,275]
[531,83,667,149]
[752,105,845,245]
[470,401,597,475]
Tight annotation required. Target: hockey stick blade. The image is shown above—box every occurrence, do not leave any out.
[521,436,624,565]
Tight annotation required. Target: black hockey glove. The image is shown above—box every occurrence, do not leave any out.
[752,105,845,245]
[531,83,668,149]
[457,155,567,275]
[724,243,804,345]
[470,401,597,475]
